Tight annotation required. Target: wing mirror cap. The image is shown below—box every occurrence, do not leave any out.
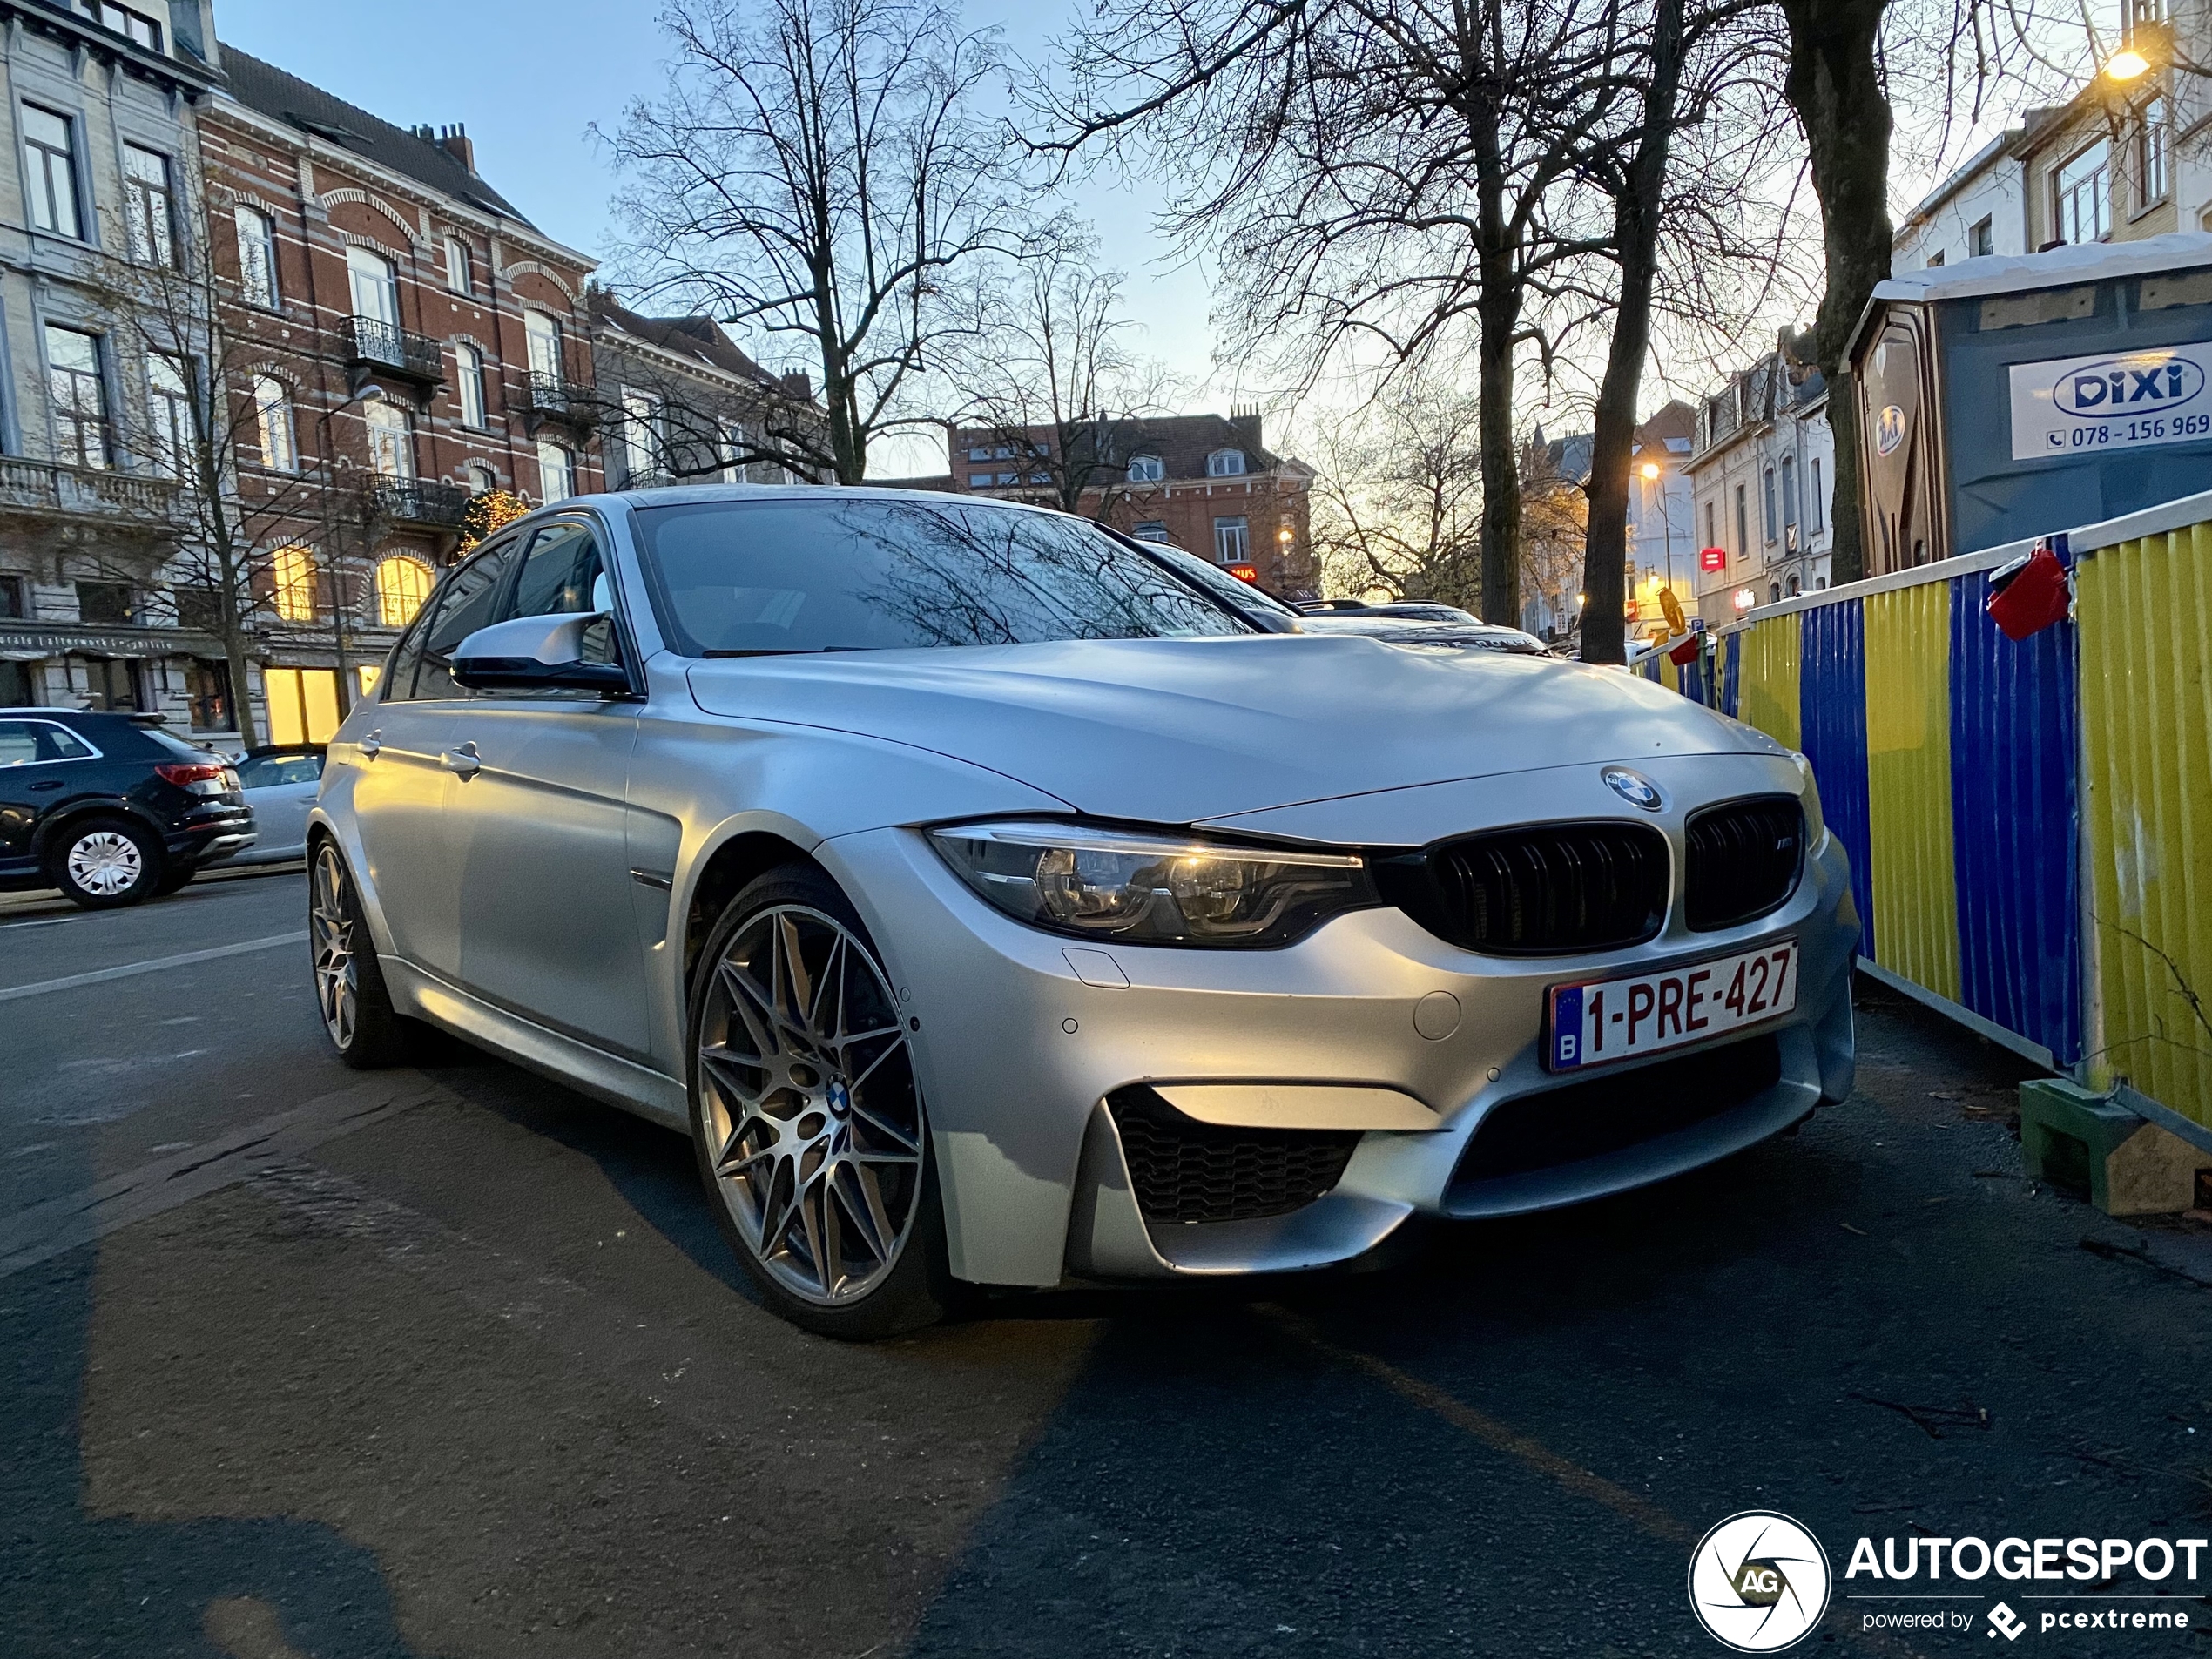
[451,612,630,693]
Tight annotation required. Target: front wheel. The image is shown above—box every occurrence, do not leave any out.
[688,864,949,1339]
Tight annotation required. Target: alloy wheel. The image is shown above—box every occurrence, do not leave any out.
[310,844,358,1051]
[66,830,143,897]
[696,905,924,1306]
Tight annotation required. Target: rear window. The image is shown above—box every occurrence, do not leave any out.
[633,497,1254,657]
[236,752,323,788]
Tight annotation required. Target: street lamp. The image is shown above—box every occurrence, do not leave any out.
[313,381,387,717]
[2107,47,2151,80]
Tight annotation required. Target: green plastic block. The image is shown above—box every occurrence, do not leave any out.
[2020,1077,2209,1217]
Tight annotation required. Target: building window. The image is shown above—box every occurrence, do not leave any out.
[1762,468,1777,543]
[364,398,412,479]
[1810,458,1824,531]
[1128,454,1164,482]
[1207,449,1246,477]
[263,666,341,745]
[967,446,991,462]
[271,544,318,623]
[1787,574,1803,597]
[0,573,26,618]
[443,234,472,295]
[1780,455,1797,530]
[374,555,435,628]
[1925,250,1945,267]
[22,107,81,240]
[1733,483,1748,558]
[536,439,573,502]
[455,343,486,428]
[2054,139,2110,245]
[1770,582,1783,604]
[1969,217,1993,258]
[621,388,664,483]
[185,658,231,732]
[251,376,296,471]
[346,245,398,326]
[145,354,193,476]
[174,584,220,630]
[2137,98,2169,207]
[464,462,496,495]
[82,2,162,49]
[45,326,107,469]
[1704,500,1717,555]
[76,580,132,624]
[1132,520,1170,542]
[524,309,563,392]
[1213,515,1249,563]
[122,144,176,266]
[235,205,279,307]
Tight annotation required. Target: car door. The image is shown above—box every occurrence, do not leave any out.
[341,536,520,976]
[446,516,651,1059]
[0,719,70,877]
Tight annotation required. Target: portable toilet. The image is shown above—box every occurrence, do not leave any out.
[1846,232,2212,575]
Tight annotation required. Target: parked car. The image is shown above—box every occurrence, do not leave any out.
[1298,597,1486,625]
[1137,543,1552,656]
[206,746,325,866]
[0,709,254,907]
[309,489,1858,1338]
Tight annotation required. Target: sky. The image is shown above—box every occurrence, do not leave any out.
[213,0,1223,475]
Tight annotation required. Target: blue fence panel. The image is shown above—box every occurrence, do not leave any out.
[1947,574,2082,1064]
[1797,601,1875,959]
[1720,632,1741,719]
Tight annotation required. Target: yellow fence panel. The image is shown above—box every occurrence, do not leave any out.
[2077,520,2212,1125]
[1863,582,1961,1003]
[1736,615,1801,752]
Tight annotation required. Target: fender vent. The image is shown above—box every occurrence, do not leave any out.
[1107,1088,1358,1225]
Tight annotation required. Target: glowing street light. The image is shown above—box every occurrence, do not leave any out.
[1639,461,1661,480]
[2107,47,2151,80]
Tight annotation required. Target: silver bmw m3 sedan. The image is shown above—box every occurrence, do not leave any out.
[308,488,1858,1337]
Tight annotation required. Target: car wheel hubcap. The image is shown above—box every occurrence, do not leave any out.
[698,906,923,1306]
[67,832,142,895]
[310,846,358,1050]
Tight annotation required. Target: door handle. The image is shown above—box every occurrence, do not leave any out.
[441,742,481,779]
[359,729,381,759]
[29,779,63,792]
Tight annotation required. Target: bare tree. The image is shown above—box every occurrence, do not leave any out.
[605,0,1030,484]
[939,226,1182,516]
[1307,379,1485,609]
[1044,0,1639,627]
[82,180,332,747]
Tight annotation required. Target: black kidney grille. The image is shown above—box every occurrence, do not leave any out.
[1378,821,1669,954]
[1684,796,1804,931]
[1108,1089,1359,1225]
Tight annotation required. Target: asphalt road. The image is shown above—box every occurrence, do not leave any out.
[3,872,2209,1658]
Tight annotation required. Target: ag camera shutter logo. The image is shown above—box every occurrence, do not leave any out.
[1689,1511,1831,1651]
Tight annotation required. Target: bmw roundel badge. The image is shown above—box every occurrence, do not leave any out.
[1602,766,1664,811]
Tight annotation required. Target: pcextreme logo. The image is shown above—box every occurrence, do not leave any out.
[1689,1512,1832,1652]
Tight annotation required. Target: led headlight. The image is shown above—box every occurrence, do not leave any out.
[928,819,1379,948]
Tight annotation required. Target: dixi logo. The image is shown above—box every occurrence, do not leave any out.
[2053,354,2205,416]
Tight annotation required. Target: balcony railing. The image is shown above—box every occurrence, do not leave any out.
[370,477,471,528]
[522,372,600,431]
[342,315,445,383]
[0,455,178,523]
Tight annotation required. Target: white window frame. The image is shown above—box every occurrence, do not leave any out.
[2054,139,2111,246]
[145,353,193,477]
[347,245,398,326]
[46,324,108,470]
[122,143,175,267]
[443,234,471,295]
[1206,449,1246,477]
[455,342,486,429]
[620,387,664,483]
[2136,98,2169,208]
[1128,454,1164,483]
[252,375,296,471]
[524,310,563,389]
[536,439,573,502]
[364,398,412,480]
[22,105,81,240]
[1213,515,1250,563]
[235,204,279,307]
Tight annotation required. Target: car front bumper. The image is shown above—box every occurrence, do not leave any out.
[821,793,1858,1290]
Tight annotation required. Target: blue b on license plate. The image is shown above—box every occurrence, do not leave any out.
[1546,940,1797,1071]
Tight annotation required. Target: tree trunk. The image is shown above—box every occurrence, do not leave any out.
[1581,0,1685,666]
[1779,0,1892,587]
[1475,273,1521,627]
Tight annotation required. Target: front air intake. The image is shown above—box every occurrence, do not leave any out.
[1107,1088,1359,1225]
[1377,821,1669,955]
[1684,796,1804,931]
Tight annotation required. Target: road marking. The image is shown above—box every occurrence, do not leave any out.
[0,1076,445,1278]
[0,931,306,1003]
[1256,1304,1695,1545]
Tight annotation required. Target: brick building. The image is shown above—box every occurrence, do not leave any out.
[943,408,1318,597]
[198,46,602,742]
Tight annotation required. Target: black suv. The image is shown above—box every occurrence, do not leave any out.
[0,710,255,908]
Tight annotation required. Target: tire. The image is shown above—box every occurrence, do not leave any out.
[152,860,199,897]
[687,862,950,1339]
[308,840,419,1068]
[47,816,163,909]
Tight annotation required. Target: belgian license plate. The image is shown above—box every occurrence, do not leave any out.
[1546,940,1797,1072]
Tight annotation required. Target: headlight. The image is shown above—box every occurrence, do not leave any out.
[928,819,1379,948]
[1792,752,1827,841]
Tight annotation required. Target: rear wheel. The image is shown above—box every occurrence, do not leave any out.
[309,840,418,1068]
[48,817,162,909]
[688,864,949,1339]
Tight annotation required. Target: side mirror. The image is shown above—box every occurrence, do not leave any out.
[451,612,631,694]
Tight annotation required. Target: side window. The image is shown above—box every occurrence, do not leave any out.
[502,521,618,669]
[401,540,522,701]
[0,720,41,765]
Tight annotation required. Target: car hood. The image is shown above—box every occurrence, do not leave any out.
[685,633,1779,829]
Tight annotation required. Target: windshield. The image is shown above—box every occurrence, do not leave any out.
[633,497,1256,656]
[1139,542,1305,618]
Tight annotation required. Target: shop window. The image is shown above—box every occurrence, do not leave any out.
[185,658,232,732]
[356,664,381,699]
[0,662,31,705]
[262,666,341,745]
[75,654,142,711]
